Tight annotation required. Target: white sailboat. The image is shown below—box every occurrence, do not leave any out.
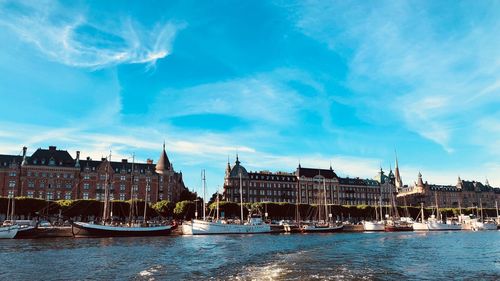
[362,196,385,231]
[182,170,271,235]
[470,199,497,231]
[0,197,20,239]
[415,194,461,231]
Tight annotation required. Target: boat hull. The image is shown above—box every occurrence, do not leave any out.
[301,225,343,233]
[412,222,428,231]
[182,220,271,235]
[472,222,497,231]
[362,221,385,231]
[71,222,172,238]
[15,226,73,239]
[385,225,413,232]
[0,225,19,239]
[427,222,461,231]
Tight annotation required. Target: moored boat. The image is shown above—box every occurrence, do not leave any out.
[72,221,172,238]
[0,224,20,239]
[362,221,385,231]
[182,171,271,235]
[301,223,343,233]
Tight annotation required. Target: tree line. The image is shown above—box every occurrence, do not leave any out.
[2,197,496,222]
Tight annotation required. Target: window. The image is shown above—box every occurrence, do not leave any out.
[120,176,126,181]
[66,184,72,189]
[28,181,35,188]
[120,184,125,191]
[159,193,163,200]
[8,180,16,188]
[27,191,34,198]
[8,190,14,198]
[119,193,126,201]
[84,174,90,180]
[40,182,45,188]
[9,171,16,177]
[83,183,90,190]
[65,192,71,200]
[83,192,89,200]
[38,191,44,198]
[46,192,53,200]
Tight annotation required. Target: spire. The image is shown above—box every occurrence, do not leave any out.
[394,150,403,188]
[485,178,490,186]
[155,143,171,175]
[235,154,240,166]
[329,161,332,170]
[416,172,424,187]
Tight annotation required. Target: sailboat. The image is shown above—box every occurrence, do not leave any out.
[384,189,412,232]
[301,178,343,233]
[182,170,271,235]
[0,196,20,239]
[362,196,385,231]
[414,194,461,231]
[470,199,497,231]
[72,153,173,238]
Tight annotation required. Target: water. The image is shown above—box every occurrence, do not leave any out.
[1,231,499,280]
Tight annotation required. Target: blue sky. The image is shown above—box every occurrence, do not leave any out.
[1,0,499,194]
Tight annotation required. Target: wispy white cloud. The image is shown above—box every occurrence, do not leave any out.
[0,0,184,69]
[287,1,500,154]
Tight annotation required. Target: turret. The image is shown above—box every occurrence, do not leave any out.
[155,143,171,175]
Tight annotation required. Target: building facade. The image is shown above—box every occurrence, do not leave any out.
[396,173,500,208]
[0,145,187,203]
[222,156,393,205]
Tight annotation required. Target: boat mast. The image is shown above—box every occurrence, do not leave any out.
[379,195,383,221]
[102,151,111,224]
[129,154,135,225]
[420,202,425,222]
[239,171,243,223]
[295,177,300,224]
[496,201,499,219]
[202,169,206,221]
[143,172,149,223]
[216,187,219,221]
[323,178,328,222]
[434,192,440,221]
[480,198,484,222]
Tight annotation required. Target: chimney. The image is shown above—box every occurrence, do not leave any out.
[49,146,56,151]
[86,156,91,161]
[147,159,153,164]
[21,146,28,166]
[101,157,106,161]
[75,151,80,168]
[122,159,128,163]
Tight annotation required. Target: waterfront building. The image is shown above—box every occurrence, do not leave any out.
[396,173,500,208]
[223,156,393,205]
[0,145,187,203]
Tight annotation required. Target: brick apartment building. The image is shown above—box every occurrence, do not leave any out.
[223,156,394,206]
[0,145,187,203]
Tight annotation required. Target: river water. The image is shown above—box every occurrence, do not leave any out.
[0,231,499,280]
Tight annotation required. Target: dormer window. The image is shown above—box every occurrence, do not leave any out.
[33,159,38,164]
[49,158,56,166]
[41,159,46,165]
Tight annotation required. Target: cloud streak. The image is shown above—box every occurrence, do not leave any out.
[0,0,183,69]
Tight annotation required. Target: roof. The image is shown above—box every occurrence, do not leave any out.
[0,154,22,167]
[248,172,296,182]
[229,156,248,178]
[297,167,338,179]
[155,144,171,174]
[338,177,367,186]
[28,147,76,167]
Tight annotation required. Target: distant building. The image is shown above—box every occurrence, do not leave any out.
[0,145,187,203]
[222,156,393,205]
[396,173,500,208]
